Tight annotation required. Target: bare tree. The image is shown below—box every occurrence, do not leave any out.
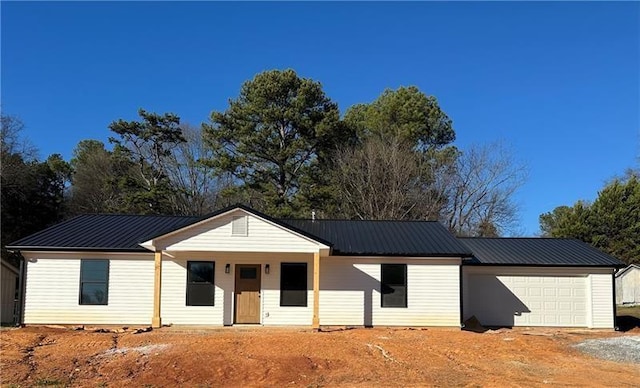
[332,137,445,220]
[442,141,527,236]
[164,124,226,215]
[1,114,37,161]
[332,137,526,235]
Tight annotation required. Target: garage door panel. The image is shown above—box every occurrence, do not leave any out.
[558,288,572,297]
[558,301,572,311]
[467,273,587,327]
[527,315,542,325]
[544,301,557,310]
[513,286,527,295]
[529,301,542,310]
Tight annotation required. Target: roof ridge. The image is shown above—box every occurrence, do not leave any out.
[78,213,198,218]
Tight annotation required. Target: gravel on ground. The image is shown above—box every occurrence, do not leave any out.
[574,336,640,364]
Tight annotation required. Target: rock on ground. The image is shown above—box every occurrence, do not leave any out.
[574,336,640,364]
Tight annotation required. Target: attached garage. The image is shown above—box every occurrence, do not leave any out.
[460,238,621,329]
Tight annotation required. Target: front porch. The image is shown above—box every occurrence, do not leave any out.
[151,251,323,328]
[140,207,331,329]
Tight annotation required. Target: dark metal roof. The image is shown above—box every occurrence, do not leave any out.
[9,205,621,266]
[282,219,473,257]
[7,205,471,257]
[459,238,625,267]
[6,214,198,252]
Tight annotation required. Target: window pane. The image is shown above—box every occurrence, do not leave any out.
[240,267,257,279]
[281,263,307,306]
[186,261,215,306]
[80,260,109,305]
[382,264,405,285]
[382,264,407,308]
[281,290,307,307]
[81,260,108,282]
[81,283,108,305]
[188,262,214,283]
[187,283,215,306]
[382,285,406,308]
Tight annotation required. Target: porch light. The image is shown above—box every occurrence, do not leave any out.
[225,264,230,274]
[265,264,270,274]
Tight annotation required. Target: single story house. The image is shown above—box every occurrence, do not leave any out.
[615,264,640,306]
[6,204,624,329]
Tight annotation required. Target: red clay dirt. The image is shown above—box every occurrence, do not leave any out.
[1,326,638,387]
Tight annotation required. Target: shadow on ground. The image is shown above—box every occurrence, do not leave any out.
[616,315,640,332]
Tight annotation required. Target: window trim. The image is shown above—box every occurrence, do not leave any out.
[380,263,408,308]
[186,261,215,306]
[280,262,308,307]
[79,259,109,306]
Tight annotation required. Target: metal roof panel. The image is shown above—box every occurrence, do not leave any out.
[459,237,624,267]
[281,219,472,257]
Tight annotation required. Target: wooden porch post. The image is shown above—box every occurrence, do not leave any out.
[312,251,320,329]
[152,250,162,328]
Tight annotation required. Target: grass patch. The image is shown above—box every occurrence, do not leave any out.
[34,378,65,387]
[617,305,640,319]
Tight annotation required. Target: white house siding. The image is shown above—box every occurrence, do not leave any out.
[161,252,313,326]
[155,210,325,253]
[1,261,19,324]
[319,257,462,327]
[463,266,615,329]
[22,252,154,325]
[589,273,614,328]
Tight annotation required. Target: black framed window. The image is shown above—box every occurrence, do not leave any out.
[80,259,109,305]
[280,263,307,307]
[187,261,215,306]
[381,264,407,308]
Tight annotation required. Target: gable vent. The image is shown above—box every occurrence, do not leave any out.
[231,215,248,236]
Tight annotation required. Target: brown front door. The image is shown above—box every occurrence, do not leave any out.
[234,264,261,324]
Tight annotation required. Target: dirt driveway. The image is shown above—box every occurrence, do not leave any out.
[1,326,639,387]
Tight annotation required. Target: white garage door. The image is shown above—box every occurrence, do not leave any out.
[467,274,587,327]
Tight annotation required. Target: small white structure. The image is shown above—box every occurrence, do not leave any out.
[616,264,640,305]
[1,259,19,324]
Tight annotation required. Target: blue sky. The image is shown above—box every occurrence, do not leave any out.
[2,2,638,235]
